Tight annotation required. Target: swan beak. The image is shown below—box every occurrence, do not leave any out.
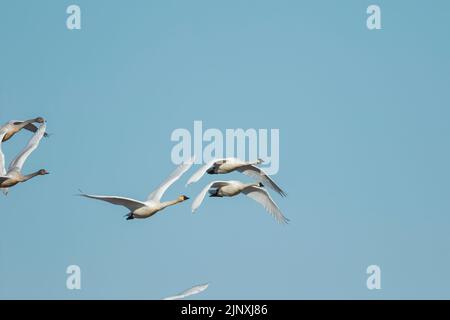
[185,196,190,200]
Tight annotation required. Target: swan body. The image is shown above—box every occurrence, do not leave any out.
[187,157,286,197]
[79,159,194,220]
[163,283,209,300]
[1,117,48,142]
[0,124,49,195]
[192,180,289,224]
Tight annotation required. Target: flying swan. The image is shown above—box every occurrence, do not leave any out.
[1,117,49,142]
[186,158,286,197]
[191,180,289,224]
[163,283,209,300]
[79,159,194,220]
[0,123,49,195]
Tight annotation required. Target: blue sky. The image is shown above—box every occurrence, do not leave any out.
[0,0,450,299]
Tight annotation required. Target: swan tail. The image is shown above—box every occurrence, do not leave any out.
[124,212,135,220]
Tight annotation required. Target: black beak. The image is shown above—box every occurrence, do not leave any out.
[207,167,215,174]
[184,196,190,200]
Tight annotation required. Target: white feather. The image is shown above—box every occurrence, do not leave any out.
[242,186,289,224]
[147,157,194,202]
[163,283,209,300]
[8,123,46,172]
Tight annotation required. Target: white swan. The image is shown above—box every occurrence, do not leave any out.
[163,283,209,300]
[192,180,289,224]
[187,158,286,197]
[79,159,194,220]
[1,117,49,142]
[0,124,49,195]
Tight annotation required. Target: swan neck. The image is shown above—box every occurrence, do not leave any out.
[160,198,183,209]
[22,171,41,182]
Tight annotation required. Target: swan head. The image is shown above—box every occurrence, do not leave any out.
[178,195,190,201]
[206,166,217,175]
[38,169,50,175]
[35,117,46,123]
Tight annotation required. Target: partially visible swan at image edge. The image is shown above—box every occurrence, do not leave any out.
[187,157,286,197]
[79,158,194,220]
[0,123,49,196]
[192,180,289,224]
[0,117,49,142]
[163,283,209,300]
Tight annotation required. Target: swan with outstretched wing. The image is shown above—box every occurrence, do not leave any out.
[0,124,49,195]
[192,180,289,224]
[79,158,194,220]
[187,157,286,197]
[0,117,49,142]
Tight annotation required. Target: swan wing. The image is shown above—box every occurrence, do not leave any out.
[21,122,49,138]
[8,123,46,172]
[79,194,147,211]
[191,181,229,213]
[242,186,289,224]
[147,157,194,202]
[237,165,286,197]
[7,120,22,125]
[7,120,48,137]
[0,128,7,176]
[186,159,217,185]
[0,128,9,195]
[163,283,209,300]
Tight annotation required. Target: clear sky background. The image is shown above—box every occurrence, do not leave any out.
[0,0,449,299]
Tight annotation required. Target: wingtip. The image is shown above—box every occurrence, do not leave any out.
[278,189,287,197]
